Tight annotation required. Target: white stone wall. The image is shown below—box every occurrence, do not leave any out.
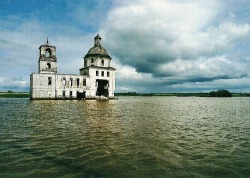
[30,73,57,99]
[88,67,115,97]
[30,73,106,99]
[31,67,115,99]
[55,74,89,98]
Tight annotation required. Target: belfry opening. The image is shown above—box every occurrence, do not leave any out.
[96,79,109,97]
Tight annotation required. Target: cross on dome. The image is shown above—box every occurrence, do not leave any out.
[94,34,102,47]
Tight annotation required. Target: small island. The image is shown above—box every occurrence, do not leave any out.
[208,89,232,97]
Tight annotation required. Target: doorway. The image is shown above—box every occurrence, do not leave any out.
[96,79,109,97]
[77,91,86,99]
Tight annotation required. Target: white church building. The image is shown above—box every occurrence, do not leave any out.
[30,35,116,99]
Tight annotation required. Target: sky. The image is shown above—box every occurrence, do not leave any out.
[1,0,250,93]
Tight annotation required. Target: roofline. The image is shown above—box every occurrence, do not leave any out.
[31,73,90,77]
[39,45,56,49]
[84,54,111,58]
[79,66,116,70]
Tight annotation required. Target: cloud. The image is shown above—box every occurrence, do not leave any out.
[0,77,29,92]
[160,56,249,80]
[99,0,250,91]
[1,0,250,93]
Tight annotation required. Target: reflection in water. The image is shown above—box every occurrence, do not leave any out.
[0,97,250,177]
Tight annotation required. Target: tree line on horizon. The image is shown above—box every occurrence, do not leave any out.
[115,89,250,97]
[1,89,250,98]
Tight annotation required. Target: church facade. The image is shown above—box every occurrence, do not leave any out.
[30,35,116,99]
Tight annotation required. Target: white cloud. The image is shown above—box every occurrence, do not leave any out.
[97,0,250,92]
[0,77,29,92]
[1,0,250,92]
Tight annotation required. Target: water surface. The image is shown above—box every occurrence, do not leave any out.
[0,97,250,177]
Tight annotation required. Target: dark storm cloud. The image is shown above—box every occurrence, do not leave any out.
[102,0,250,90]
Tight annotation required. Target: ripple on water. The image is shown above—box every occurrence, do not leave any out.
[0,97,250,177]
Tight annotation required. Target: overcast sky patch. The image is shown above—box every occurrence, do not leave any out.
[0,0,250,92]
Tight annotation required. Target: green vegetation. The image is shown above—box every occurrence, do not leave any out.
[115,91,250,97]
[0,92,30,98]
[209,89,232,97]
[0,91,249,98]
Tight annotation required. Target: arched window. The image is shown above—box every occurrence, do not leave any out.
[101,60,104,66]
[62,78,66,87]
[47,63,51,69]
[45,49,51,57]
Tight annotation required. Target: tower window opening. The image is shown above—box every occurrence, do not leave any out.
[91,59,94,64]
[101,60,104,66]
[96,71,99,76]
[107,72,110,77]
[45,49,51,57]
[47,63,51,69]
[101,71,104,77]
[48,77,52,85]
[83,79,86,86]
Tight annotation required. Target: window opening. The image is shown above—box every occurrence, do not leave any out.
[96,71,99,76]
[77,78,80,87]
[70,78,73,87]
[47,63,51,69]
[107,72,110,77]
[83,79,86,86]
[101,60,104,66]
[45,49,51,57]
[48,77,52,85]
[101,71,104,77]
[62,78,66,87]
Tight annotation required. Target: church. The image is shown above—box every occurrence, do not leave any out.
[30,35,116,99]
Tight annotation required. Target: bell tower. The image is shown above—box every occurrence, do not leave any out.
[38,38,57,74]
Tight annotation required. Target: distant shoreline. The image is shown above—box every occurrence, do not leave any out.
[0,92,30,98]
[114,92,250,97]
[1,92,250,98]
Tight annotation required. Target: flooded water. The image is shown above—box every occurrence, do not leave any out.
[0,97,250,177]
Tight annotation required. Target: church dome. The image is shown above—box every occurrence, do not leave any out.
[85,34,110,58]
